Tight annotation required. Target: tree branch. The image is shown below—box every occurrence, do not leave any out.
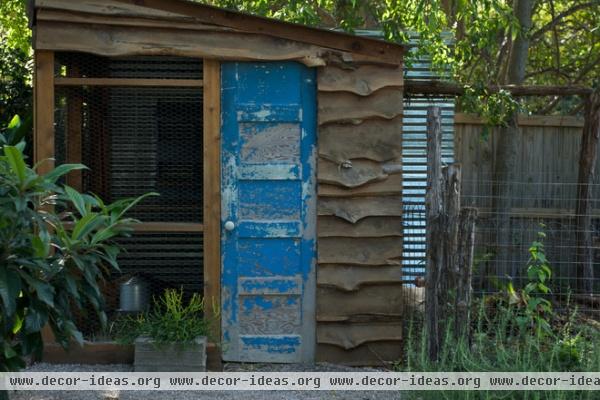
[531,1,599,41]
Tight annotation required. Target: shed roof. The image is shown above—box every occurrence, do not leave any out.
[31,0,405,65]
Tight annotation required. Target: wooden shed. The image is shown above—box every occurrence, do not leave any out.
[31,0,407,365]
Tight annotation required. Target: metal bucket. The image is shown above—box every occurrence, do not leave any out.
[119,276,150,312]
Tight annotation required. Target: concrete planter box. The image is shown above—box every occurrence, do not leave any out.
[134,336,207,372]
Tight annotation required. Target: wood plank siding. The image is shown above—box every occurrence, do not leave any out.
[316,64,407,364]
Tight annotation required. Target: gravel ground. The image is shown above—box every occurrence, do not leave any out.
[9,363,402,400]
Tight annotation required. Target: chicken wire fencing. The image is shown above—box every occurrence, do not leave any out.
[53,53,205,340]
[461,177,600,315]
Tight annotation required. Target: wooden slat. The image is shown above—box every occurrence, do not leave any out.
[37,8,233,32]
[318,216,403,238]
[36,0,191,19]
[318,88,403,125]
[318,65,403,96]
[317,321,403,350]
[316,285,413,317]
[316,341,402,366]
[475,207,600,218]
[318,117,403,163]
[55,77,204,87]
[318,174,403,197]
[35,22,330,67]
[318,237,402,265]
[133,222,204,232]
[34,51,55,176]
[318,196,403,223]
[318,158,387,188]
[455,113,585,128]
[203,59,221,344]
[318,264,403,291]
[112,0,404,64]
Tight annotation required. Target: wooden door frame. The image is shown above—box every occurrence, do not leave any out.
[34,52,222,361]
[202,59,222,346]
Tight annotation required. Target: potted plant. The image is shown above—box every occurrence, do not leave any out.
[116,288,212,372]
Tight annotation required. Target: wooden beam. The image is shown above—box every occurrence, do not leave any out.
[454,113,585,128]
[113,0,404,64]
[131,222,204,232]
[63,222,204,232]
[34,51,55,176]
[55,77,204,87]
[203,59,221,345]
[405,80,593,97]
[476,207,600,219]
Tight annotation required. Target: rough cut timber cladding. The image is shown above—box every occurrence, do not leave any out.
[34,0,402,67]
[316,63,404,364]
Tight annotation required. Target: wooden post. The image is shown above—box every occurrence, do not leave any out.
[34,51,55,176]
[575,91,600,295]
[425,106,443,361]
[454,207,477,341]
[203,59,222,353]
[442,164,461,293]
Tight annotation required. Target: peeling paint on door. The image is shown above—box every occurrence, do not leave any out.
[221,62,317,363]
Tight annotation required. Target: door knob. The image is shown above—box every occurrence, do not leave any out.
[224,221,236,231]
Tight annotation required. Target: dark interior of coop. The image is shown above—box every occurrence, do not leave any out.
[53,53,205,340]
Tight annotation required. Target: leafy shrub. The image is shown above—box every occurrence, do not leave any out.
[0,127,155,370]
[115,288,214,347]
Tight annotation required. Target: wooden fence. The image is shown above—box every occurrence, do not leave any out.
[454,114,600,293]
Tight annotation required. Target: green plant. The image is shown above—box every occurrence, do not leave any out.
[0,128,156,371]
[116,288,214,347]
[506,229,554,337]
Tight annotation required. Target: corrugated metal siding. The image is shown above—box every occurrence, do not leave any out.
[356,31,456,280]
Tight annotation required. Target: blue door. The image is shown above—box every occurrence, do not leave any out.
[221,62,317,363]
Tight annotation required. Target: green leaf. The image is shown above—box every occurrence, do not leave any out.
[44,164,87,183]
[12,314,24,335]
[114,192,159,221]
[7,115,20,130]
[19,273,54,307]
[3,145,27,186]
[24,306,49,332]
[31,235,48,258]
[91,226,118,245]
[71,213,104,240]
[64,185,87,217]
[0,268,21,315]
[3,342,17,359]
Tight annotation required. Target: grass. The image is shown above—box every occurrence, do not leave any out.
[396,299,600,400]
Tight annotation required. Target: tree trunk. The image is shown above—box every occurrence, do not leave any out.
[492,0,533,283]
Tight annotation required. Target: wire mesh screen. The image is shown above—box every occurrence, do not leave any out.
[463,178,600,310]
[53,53,205,340]
[54,53,203,79]
[55,84,203,222]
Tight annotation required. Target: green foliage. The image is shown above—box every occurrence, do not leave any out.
[115,289,215,347]
[0,114,31,147]
[399,229,600,399]
[400,301,600,400]
[0,38,32,130]
[505,229,554,337]
[0,125,156,370]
